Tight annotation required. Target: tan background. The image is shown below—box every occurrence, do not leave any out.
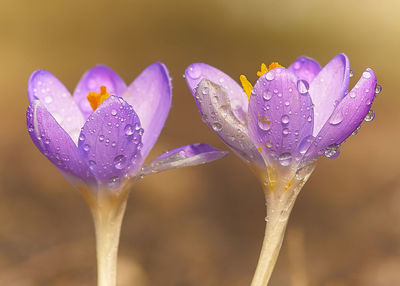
[0,0,399,285]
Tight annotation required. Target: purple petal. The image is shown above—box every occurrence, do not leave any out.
[195,79,264,167]
[28,70,85,143]
[141,143,227,175]
[248,68,314,167]
[185,63,248,122]
[77,96,143,188]
[73,65,127,119]
[122,62,171,162]
[288,56,322,84]
[309,53,350,136]
[305,68,377,159]
[26,101,96,185]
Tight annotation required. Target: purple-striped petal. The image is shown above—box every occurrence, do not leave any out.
[141,143,227,175]
[28,70,85,144]
[195,79,264,167]
[77,96,143,188]
[26,101,96,185]
[309,53,350,136]
[305,68,377,160]
[248,68,314,167]
[185,63,248,122]
[288,56,322,84]
[122,62,171,162]
[73,65,127,119]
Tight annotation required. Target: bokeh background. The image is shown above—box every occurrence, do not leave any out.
[0,0,399,285]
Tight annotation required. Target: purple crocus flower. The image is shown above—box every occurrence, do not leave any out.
[185,54,380,286]
[26,62,226,191]
[26,62,227,286]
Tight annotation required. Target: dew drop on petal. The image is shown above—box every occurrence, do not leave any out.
[364,109,375,122]
[212,122,222,131]
[282,128,290,136]
[329,112,343,125]
[278,152,292,166]
[108,176,120,188]
[187,65,201,79]
[111,109,117,116]
[113,155,127,170]
[124,124,134,136]
[44,96,52,104]
[349,70,354,78]
[265,72,274,81]
[263,91,272,101]
[362,71,371,79]
[375,84,382,94]
[88,160,96,170]
[83,144,90,152]
[324,144,340,158]
[298,135,314,155]
[352,125,361,135]
[281,115,289,124]
[297,80,309,95]
[257,116,271,131]
[98,135,105,142]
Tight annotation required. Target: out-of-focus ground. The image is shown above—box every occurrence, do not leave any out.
[0,0,399,285]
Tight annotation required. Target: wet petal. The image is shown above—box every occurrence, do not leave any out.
[122,62,171,162]
[195,79,264,167]
[288,56,322,84]
[248,68,314,168]
[305,68,377,160]
[185,63,248,122]
[309,53,350,136]
[26,101,96,185]
[78,96,143,188]
[28,70,85,144]
[141,143,227,175]
[73,65,127,119]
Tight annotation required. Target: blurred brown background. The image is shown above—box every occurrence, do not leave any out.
[0,0,399,285]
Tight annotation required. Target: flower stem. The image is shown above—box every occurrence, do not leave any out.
[250,192,296,286]
[81,187,130,286]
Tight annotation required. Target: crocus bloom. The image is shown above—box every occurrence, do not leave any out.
[26,62,227,286]
[185,53,380,286]
[26,62,226,190]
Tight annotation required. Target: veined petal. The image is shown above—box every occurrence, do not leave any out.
[305,68,377,160]
[28,70,85,144]
[309,53,350,136]
[185,63,248,122]
[26,101,96,185]
[195,79,264,167]
[122,62,171,162]
[248,68,314,168]
[288,56,322,84]
[141,143,227,176]
[78,96,143,188]
[73,65,127,119]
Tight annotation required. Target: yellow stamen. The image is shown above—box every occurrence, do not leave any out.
[87,86,111,110]
[240,75,253,100]
[258,146,263,153]
[240,61,284,101]
[256,63,268,77]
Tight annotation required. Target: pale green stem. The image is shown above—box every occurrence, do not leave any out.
[80,185,130,286]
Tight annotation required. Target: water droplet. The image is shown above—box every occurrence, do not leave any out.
[362,71,371,79]
[273,89,278,94]
[212,122,222,131]
[297,80,309,95]
[108,176,120,188]
[188,65,201,79]
[278,152,292,166]
[281,115,289,124]
[307,116,312,122]
[111,141,117,148]
[88,160,96,170]
[83,144,90,152]
[44,138,51,145]
[28,125,34,132]
[257,116,271,131]
[364,109,375,122]
[282,128,290,136]
[329,112,343,125]
[324,144,340,158]
[298,135,314,154]
[113,155,127,170]
[352,125,361,135]
[44,96,52,104]
[124,124,134,136]
[284,101,290,106]
[265,72,274,81]
[375,84,382,94]
[98,135,105,142]
[266,141,273,148]
[349,70,354,78]
[263,91,272,101]
[111,109,117,116]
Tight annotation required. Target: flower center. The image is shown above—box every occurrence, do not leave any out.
[87,86,111,110]
[240,62,283,100]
